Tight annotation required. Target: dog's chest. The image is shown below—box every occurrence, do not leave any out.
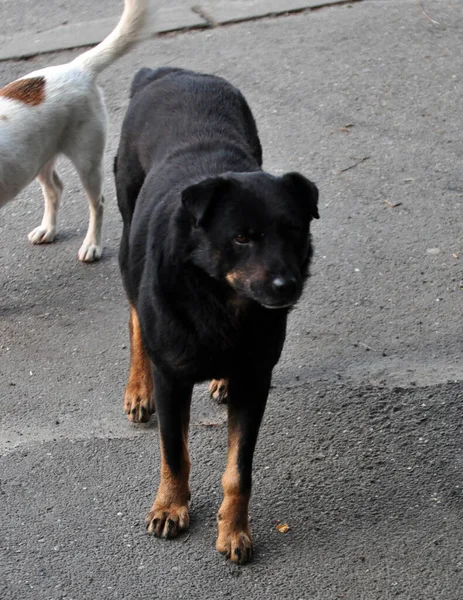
[168,304,248,378]
[149,296,284,382]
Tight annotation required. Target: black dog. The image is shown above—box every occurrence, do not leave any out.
[114,67,319,564]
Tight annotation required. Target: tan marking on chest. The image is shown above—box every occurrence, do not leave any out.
[0,76,46,106]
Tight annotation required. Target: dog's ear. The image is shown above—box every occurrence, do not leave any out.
[130,68,157,98]
[182,177,232,227]
[282,172,319,220]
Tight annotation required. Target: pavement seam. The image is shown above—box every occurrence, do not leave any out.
[197,0,365,29]
[0,0,364,62]
[191,5,220,28]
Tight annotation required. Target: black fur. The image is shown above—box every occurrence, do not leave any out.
[115,67,319,559]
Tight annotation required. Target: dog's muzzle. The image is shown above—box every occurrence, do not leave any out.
[250,274,302,309]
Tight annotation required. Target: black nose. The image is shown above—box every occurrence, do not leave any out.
[271,276,298,298]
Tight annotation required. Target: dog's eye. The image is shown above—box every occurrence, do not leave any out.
[234,234,250,245]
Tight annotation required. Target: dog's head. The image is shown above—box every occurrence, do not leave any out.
[182,171,319,309]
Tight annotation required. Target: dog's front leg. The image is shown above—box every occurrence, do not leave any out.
[146,368,192,539]
[216,370,272,564]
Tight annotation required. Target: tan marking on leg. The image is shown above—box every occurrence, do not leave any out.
[124,305,154,423]
[216,428,253,564]
[146,432,190,538]
[209,378,228,404]
[0,76,46,106]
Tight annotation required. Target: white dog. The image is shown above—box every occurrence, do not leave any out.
[0,0,148,262]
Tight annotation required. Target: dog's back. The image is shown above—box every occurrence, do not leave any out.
[0,0,148,206]
[116,68,263,224]
[0,68,102,205]
[127,67,262,164]
[0,0,149,262]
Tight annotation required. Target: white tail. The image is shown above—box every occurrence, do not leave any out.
[72,0,149,78]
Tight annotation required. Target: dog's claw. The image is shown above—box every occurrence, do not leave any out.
[28,226,56,245]
[125,393,154,423]
[216,530,253,564]
[124,380,154,423]
[78,242,102,263]
[146,504,189,539]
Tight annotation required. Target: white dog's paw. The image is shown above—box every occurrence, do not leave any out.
[28,226,56,245]
[78,241,102,263]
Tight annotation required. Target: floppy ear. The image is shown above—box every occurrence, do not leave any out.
[282,172,319,220]
[130,67,162,98]
[182,177,231,227]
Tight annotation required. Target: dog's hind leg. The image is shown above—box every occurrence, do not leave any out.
[28,159,63,245]
[124,304,155,423]
[73,158,105,263]
[65,113,106,262]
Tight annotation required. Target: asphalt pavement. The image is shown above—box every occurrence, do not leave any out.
[1,1,462,598]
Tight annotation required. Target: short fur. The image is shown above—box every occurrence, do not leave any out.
[0,0,148,262]
[115,67,319,564]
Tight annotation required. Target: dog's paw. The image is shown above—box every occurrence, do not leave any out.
[28,226,56,245]
[146,503,189,538]
[216,527,253,565]
[124,382,154,423]
[209,379,228,404]
[78,241,102,263]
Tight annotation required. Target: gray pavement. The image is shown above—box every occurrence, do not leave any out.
[0,0,350,60]
[1,1,463,598]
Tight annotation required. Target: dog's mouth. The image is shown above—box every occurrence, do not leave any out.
[260,301,295,310]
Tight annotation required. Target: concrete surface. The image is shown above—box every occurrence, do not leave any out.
[0,0,350,60]
[1,0,462,598]
[0,7,207,61]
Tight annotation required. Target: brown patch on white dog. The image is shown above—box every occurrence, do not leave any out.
[0,77,46,106]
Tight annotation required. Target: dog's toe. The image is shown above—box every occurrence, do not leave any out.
[216,530,253,565]
[78,242,102,263]
[209,379,228,404]
[124,385,155,423]
[146,503,189,538]
[28,226,56,245]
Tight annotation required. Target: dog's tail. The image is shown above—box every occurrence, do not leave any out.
[71,0,149,78]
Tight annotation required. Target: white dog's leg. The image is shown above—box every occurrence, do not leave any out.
[64,89,107,263]
[74,160,104,263]
[28,159,63,244]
